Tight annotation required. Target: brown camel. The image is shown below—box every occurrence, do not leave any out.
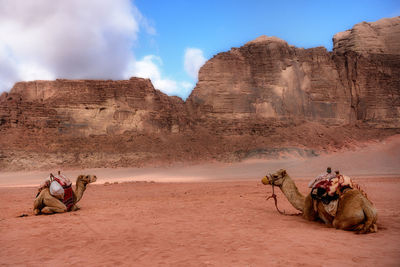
[33,174,97,215]
[261,169,377,234]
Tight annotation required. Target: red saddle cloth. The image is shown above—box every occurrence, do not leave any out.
[53,177,74,211]
[314,179,332,191]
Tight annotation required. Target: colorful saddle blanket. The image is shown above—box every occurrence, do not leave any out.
[312,175,354,204]
[52,176,74,211]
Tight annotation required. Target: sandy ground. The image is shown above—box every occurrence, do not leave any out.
[1,178,400,266]
[0,136,400,266]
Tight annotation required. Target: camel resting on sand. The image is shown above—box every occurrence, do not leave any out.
[262,169,377,234]
[34,175,97,215]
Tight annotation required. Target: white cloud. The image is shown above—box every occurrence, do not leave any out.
[18,62,55,82]
[184,48,206,79]
[128,55,162,80]
[0,0,140,92]
[0,45,20,91]
[127,55,194,99]
[131,5,157,36]
[180,81,194,91]
[0,0,197,99]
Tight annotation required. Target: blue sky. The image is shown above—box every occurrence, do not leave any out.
[0,0,398,99]
[133,0,399,97]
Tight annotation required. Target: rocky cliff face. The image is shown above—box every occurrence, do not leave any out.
[1,17,399,170]
[187,37,351,134]
[333,17,400,55]
[0,78,193,170]
[187,17,400,132]
[0,78,187,136]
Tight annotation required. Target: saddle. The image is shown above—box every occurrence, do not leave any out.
[311,174,359,217]
[52,175,74,211]
[311,180,339,204]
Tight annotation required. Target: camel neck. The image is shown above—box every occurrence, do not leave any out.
[74,181,87,203]
[280,176,305,212]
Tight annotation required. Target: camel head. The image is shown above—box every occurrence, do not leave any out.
[261,169,287,186]
[77,174,97,185]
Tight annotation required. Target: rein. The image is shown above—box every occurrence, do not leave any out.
[265,174,302,216]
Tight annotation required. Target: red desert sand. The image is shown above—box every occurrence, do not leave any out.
[1,136,400,266]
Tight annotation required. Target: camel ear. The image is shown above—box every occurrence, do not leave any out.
[281,169,287,176]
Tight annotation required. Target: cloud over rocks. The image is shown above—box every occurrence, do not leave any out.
[0,0,140,92]
[128,55,194,99]
[0,0,198,99]
[184,48,206,80]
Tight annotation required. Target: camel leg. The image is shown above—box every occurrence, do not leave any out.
[351,223,377,234]
[41,206,67,214]
[332,213,376,234]
[70,204,80,211]
[333,191,377,234]
[333,199,364,230]
[356,199,378,234]
[332,198,364,231]
[332,211,363,231]
[41,196,67,214]
[33,190,46,215]
[303,193,317,221]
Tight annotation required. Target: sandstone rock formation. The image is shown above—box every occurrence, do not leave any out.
[333,17,400,55]
[0,78,193,170]
[0,78,187,136]
[187,16,400,132]
[1,17,399,170]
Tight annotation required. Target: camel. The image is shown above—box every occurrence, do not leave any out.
[261,169,377,234]
[33,174,97,215]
